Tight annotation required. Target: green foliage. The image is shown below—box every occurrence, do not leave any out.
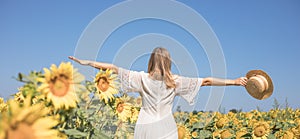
[9,70,136,139]
[3,65,300,139]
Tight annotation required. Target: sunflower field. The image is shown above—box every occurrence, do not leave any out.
[0,62,299,139]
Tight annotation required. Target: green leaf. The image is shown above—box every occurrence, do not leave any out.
[126,126,135,133]
[192,122,205,129]
[267,133,276,139]
[64,129,88,138]
[241,133,252,139]
[199,130,212,138]
[91,129,111,139]
[18,73,23,81]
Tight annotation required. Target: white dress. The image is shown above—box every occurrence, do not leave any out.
[118,68,203,139]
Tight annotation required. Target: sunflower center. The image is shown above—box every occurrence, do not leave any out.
[49,76,70,97]
[117,102,124,113]
[254,126,266,137]
[8,123,36,139]
[97,77,110,92]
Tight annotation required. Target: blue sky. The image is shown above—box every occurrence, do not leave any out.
[1,0,299,112]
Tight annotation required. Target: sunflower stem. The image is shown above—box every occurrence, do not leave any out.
[96,103,104,114]
[89,103,104,117]
[86,94,95,109]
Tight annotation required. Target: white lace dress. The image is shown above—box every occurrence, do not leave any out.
[118,68,203,139]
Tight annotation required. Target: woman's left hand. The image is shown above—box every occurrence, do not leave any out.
[235,77,248,86]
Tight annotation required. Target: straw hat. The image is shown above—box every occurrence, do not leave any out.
[245,70,273,100]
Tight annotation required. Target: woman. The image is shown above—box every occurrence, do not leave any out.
[69,47,247,139]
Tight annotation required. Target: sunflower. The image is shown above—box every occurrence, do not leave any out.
[188,115,199,126]
[38,62,84,110]
[220,129,233,139]
[232,117,240,125]
[94,69,119,104]
[14,91,25,103]
[114,95,132,122]
[227,111,236,118]
[0,97,64,139]
[130,107,139,123]
[236,128,248,139]
[134,96,142,107]
[215,116,228,129]
[16,85,44,104]
[252,121,270,139]
[177,124,191,139]
[212,129,221,138]
[269,109,278,119]
[282,130,295,139]
[244,113,253,120]
[0,97,7,113]
[14,90,41,105]
[294,118,300,126]
[173,112,180,118]
[191,131,198,138]
[292,125,300,138]
[295,109,300,117]
[197,111,203,116]
[214,112,223,119]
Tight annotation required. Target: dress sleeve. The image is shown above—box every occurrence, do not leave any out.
[174,76,203,105]
[118,67,143,93]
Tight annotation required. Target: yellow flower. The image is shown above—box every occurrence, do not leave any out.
[295,109,300,117]
[0,97,7,113]
[214,112,222,119]
[188,115,199,125]
[38,62,84,110]
[220,129,233,139]
[292,125,300,138]
[134,96,142,107]
[236,128,248,139]
[252,121,270,138]
[177,124,190,139]
[14,89,43,105]
[245,112,254,119]
[212,129,221,138]
[269,109,278,119]
[0,97,64,139]
[275,130,283,138]
[114,95,132,122]
[14,91,25,103]
[234,118,241,125]
[215,117,228,129]
[294,118,300,126]
[174,112,180,118]
[130,107,139,123]
[197,111,203,115]
[94,69,119,104]
[227,111,235,118]
[282,130,295,139]
[191,131,198,138]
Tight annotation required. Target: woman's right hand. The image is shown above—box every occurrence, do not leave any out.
[68,56,90,65]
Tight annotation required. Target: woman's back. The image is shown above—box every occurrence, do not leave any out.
[118,67,202,138]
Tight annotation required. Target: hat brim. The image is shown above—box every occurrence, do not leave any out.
[245,70,274,100]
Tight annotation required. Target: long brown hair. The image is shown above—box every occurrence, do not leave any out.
[147,47,176,89]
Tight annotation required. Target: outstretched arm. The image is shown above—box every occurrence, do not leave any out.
[68,56,118,73]
[201,77,247,86]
